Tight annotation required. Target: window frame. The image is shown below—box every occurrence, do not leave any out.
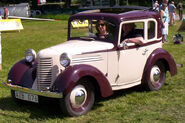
[118,18,157,45]
[146,19,157,42]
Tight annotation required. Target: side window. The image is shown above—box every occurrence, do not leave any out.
[148,21,156,40]
[120,22,144,43]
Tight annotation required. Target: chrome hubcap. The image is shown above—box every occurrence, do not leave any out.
[70,85,87,108]
[150,65,161,84]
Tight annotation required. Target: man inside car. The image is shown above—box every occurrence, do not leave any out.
[121,23,144,45]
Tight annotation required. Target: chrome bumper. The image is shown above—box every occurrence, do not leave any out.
[3,82,63,98]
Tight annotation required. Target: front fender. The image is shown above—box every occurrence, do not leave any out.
[55,64,113,97]
[142,48,177,82]
[8,59,37,88]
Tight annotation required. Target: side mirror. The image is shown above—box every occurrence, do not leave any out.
[119,42,128,49]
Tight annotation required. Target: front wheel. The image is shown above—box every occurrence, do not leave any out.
[143,61,166,91]
[60,79,95,116]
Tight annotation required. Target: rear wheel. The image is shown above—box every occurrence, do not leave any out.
[143,61,166,91]
[60,79,95,116]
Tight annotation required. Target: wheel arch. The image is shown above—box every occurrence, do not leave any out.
[8,59,37,86]
[55,64,113,98]
[157,58,170,71]
[142,48,177,83]
[78,76,101,98]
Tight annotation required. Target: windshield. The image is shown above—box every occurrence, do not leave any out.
[70,19,116,43]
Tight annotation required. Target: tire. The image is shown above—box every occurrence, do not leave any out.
[35,10,42,16]
[30,10,36,17]
[143,61,166,91]
[60,78,95,116]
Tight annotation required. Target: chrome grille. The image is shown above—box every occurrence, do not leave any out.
[37,57,52,91]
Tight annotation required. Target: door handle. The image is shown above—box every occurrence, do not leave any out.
[142,49,148,55]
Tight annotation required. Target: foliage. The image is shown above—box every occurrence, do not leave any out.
[71,0,82,4]
[1,0,185,9]
[0,19,185,122]
[0,2,3,6]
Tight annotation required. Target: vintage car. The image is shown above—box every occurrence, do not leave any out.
[4,9,177,116]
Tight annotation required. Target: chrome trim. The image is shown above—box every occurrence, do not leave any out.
[25,49,37,63]
[72,55,103,64]
[60,53,71,67]
[150,65,161,84]
[3,82,62,98]
[37,57,53,91]
[70,85,87,108]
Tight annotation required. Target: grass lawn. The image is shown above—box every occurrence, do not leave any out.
[0,19,185,123]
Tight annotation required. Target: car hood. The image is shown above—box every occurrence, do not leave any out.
[38,40,114,57]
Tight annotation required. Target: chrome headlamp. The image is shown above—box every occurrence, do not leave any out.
[60,53,71,67]
[25,49,36,63]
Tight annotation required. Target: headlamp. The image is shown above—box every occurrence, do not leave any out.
[60,53,71,67]
[25,49,36,63]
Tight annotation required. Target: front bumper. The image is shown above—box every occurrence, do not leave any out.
[3,82,63,98]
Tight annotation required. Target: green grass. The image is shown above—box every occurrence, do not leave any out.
[0,20,185,123]
[35,14,71,20]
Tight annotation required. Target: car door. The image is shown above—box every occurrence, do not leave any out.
[116,21,148,86]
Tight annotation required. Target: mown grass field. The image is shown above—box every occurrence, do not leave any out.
[0,19,185,123]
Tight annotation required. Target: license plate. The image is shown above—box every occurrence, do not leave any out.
[14,91,39,103]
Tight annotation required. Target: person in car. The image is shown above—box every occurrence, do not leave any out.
[121,23,144,45]
[96,20,113,41]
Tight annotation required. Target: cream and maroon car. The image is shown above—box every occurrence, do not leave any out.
[4,10,177,116]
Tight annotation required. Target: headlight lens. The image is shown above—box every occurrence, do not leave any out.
[25,49,36,63]
[60,53,71,67]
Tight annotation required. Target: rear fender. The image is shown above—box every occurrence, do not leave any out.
[55,64,113,97]
[142,48,177,83]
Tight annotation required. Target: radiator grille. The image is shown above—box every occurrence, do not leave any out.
[37,57,52,91]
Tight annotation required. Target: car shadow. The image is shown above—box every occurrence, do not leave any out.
[0,85,148,119]
[0,96,65,119]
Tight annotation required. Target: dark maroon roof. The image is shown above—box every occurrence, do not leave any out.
[69,12,121,25]
[69,10,160,24]
[119,10,160,21]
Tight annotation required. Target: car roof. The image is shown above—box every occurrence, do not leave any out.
[69,9,160,24]
[69,12,120,24]
[118,10,159,21]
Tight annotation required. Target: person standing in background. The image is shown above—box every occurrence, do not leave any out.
[3,7,9,19]
[159,0,169,42]
[153,0,159,11]
[177,1,183,20]
[169,1,176,25]
[160,3,168,43]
